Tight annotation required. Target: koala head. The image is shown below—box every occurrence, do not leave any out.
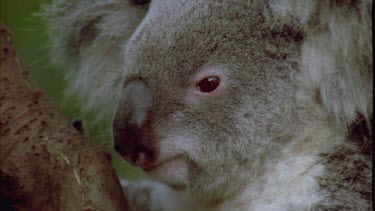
[112,0,301,202]
[45,0,371,208]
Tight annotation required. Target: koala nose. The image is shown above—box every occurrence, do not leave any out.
[113,81,153,166]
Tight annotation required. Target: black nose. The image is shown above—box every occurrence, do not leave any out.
[112,81,153,166]
[113,122,153,165]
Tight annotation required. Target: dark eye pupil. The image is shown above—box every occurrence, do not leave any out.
[197,76,220,93]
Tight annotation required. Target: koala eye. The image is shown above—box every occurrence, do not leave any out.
[197,76,220,93]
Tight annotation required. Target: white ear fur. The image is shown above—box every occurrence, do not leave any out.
[44,0,148,121]
[270,0,372,124]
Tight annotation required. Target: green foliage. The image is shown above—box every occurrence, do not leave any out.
[0,0,145,181]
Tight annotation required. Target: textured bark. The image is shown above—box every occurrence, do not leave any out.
[0,24,128,210]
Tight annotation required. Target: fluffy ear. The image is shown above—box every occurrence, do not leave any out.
[270,0,373,124]
[43,0,149,120]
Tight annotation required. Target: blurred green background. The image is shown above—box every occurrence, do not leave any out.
[0,0,145,181]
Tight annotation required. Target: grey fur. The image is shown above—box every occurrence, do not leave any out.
[44,0,372,210]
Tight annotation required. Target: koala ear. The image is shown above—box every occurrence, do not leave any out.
[271,0,373,123]
[269,0,317,25]
[43,0,148,120]
[44,0,148,61]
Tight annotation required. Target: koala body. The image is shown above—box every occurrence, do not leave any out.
[45,0,372,210]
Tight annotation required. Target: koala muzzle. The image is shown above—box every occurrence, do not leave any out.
[113,81,154,166]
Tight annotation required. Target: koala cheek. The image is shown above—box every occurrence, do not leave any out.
[149,134,200,186]
[145,158,189,187]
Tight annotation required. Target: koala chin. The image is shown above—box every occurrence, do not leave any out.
[45,0,372,210]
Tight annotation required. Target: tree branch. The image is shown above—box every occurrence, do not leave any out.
[0,24,128,210]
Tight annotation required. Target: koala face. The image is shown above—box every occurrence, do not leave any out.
[45,0,372,208]
[113,0,300,202]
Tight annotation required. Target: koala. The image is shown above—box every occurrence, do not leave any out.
[45,0,372,210]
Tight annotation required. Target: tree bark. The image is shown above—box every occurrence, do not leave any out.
[0,24,129,210]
